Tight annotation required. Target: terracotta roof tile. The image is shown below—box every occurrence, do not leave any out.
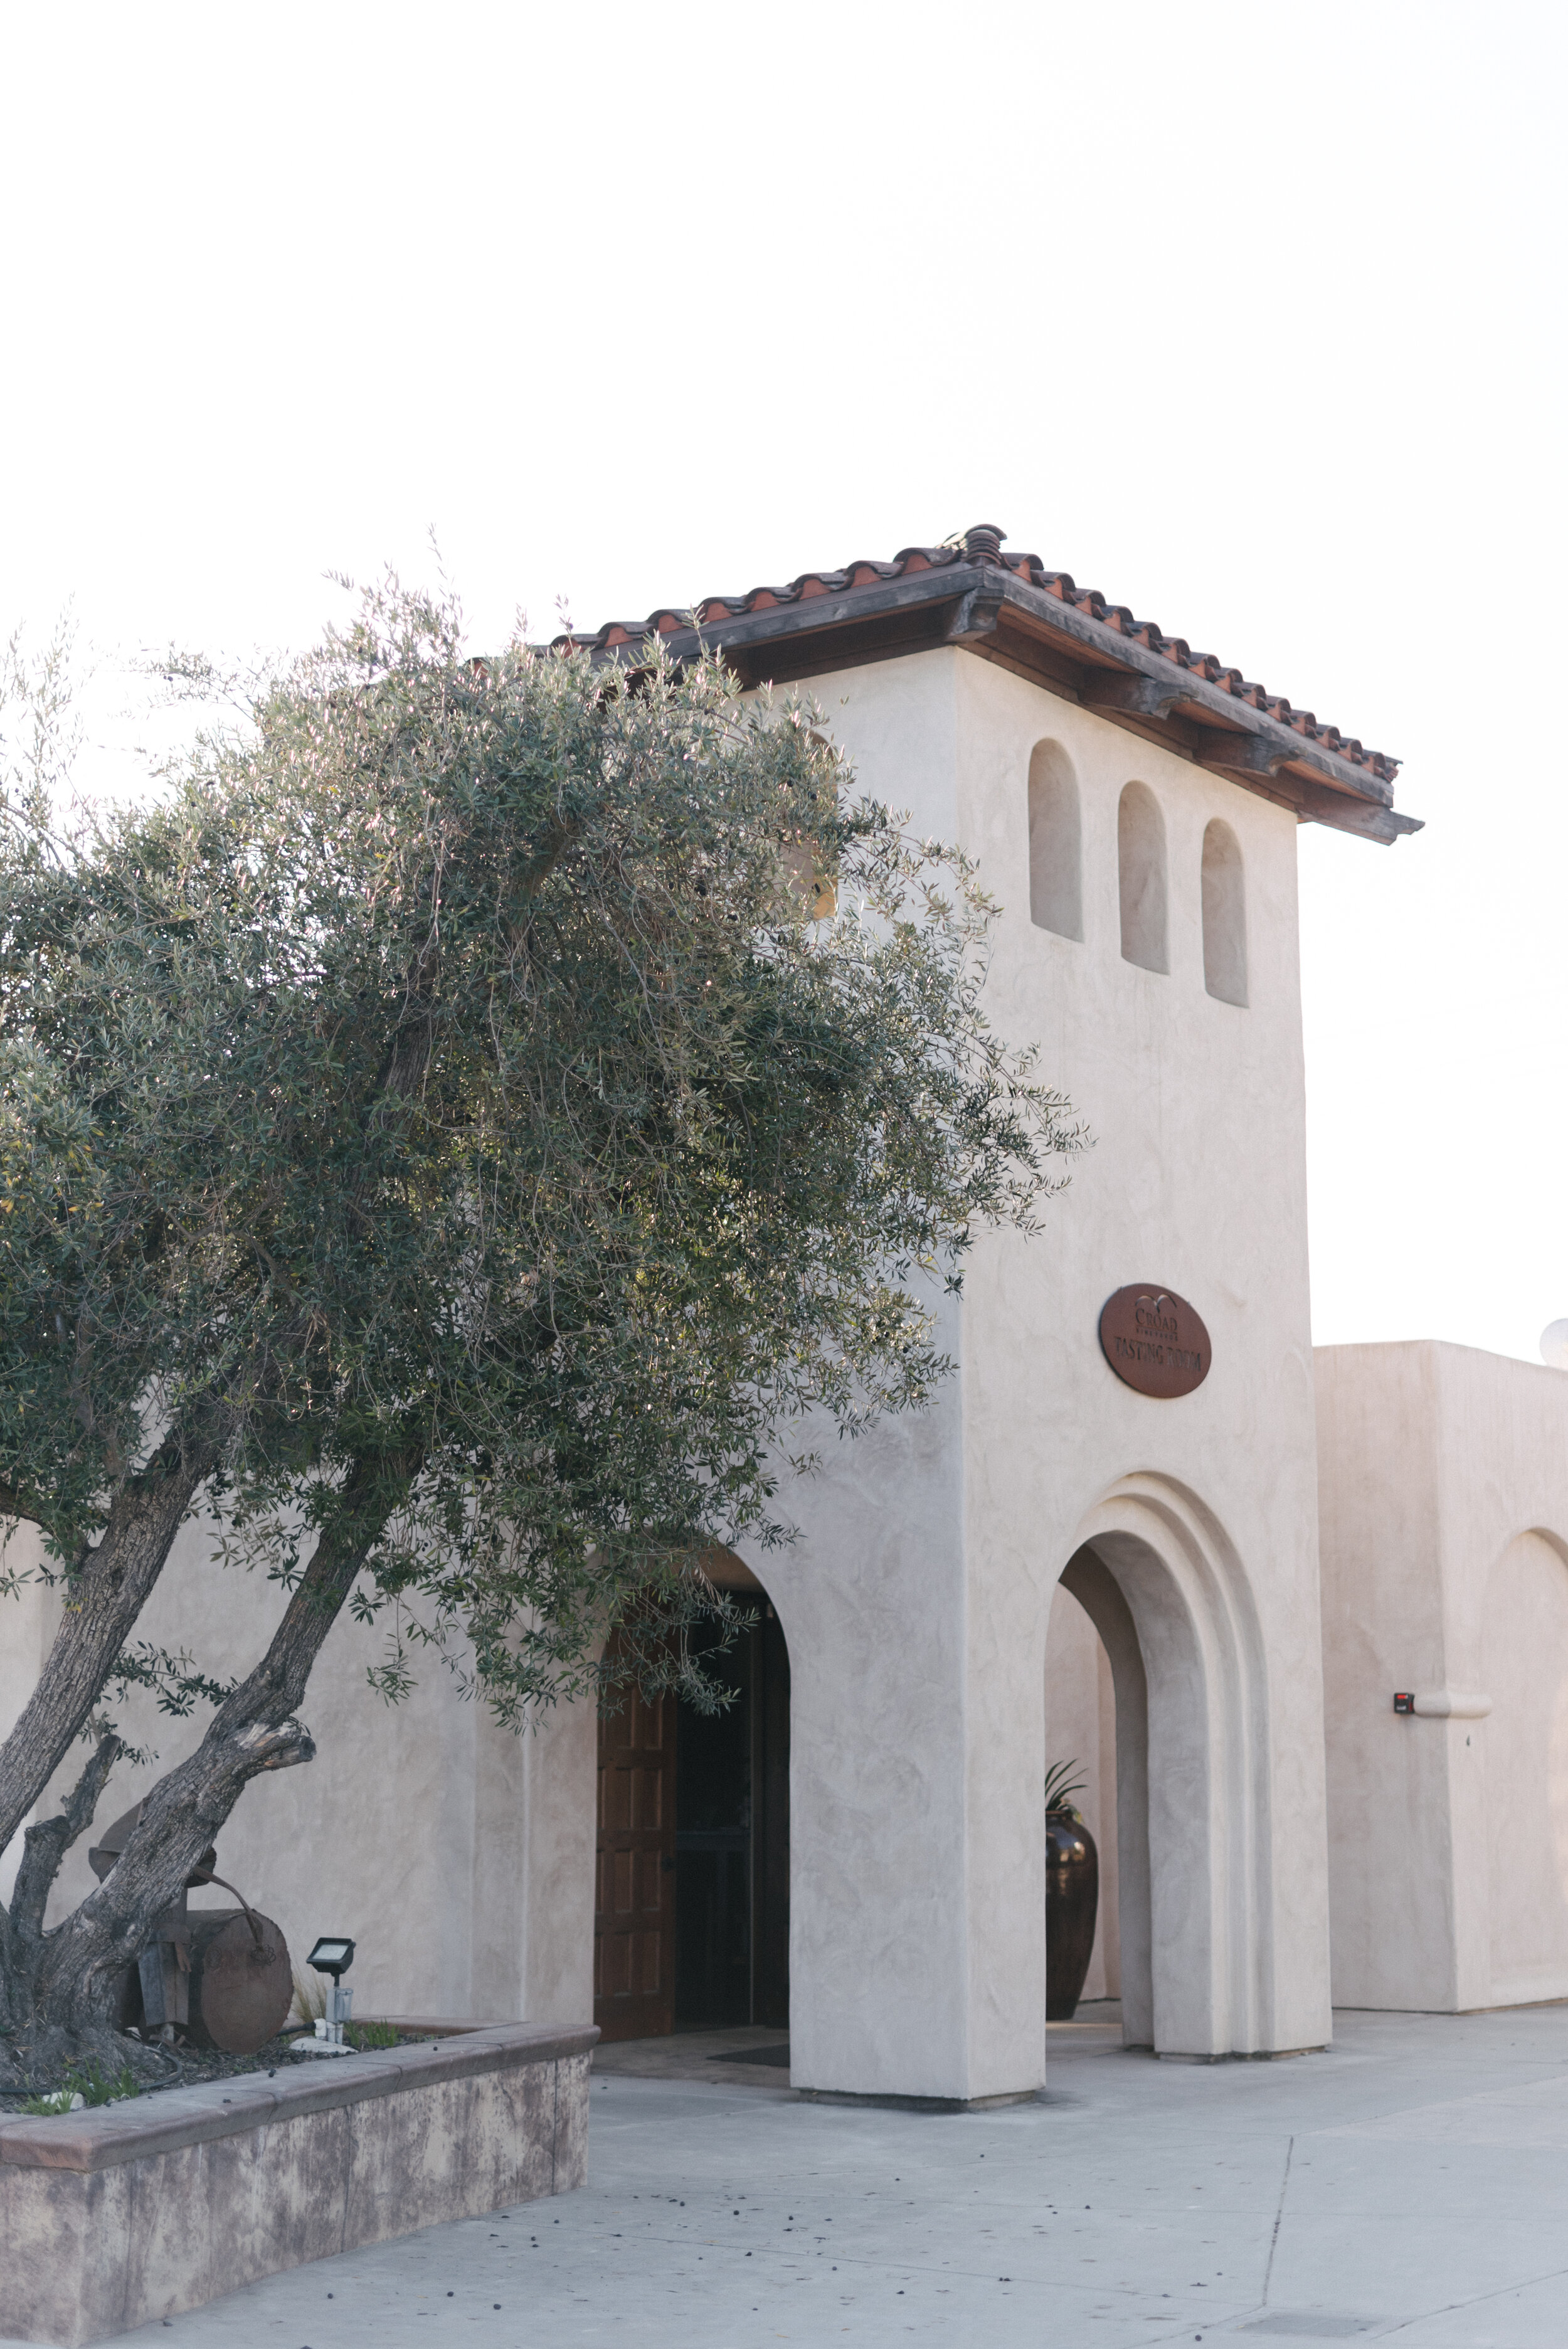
[557,533,1399,787]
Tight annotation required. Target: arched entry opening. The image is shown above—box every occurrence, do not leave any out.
[1481,1529,1568,2007]
[1045,1475,1272,2059]
[593,1553,790,2044]
[1051,1544,1153,2046]
[1044,1578,1121,2010]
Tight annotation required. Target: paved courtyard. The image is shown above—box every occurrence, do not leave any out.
[10,2005,1568,2347]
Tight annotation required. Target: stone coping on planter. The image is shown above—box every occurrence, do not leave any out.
[0,2019,598,2349]
[0,2019,595,2174]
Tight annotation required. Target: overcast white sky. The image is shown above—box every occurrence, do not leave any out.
[2,3,1563,1360]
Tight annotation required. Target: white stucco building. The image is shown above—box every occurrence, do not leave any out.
[7,524,1568,2106]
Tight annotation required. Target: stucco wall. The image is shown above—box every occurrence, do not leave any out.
[1316,1339,1568,2012]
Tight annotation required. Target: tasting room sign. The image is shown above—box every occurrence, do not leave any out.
[1098,1285,1211,1399]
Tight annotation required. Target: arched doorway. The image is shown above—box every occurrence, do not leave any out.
[1052,1544,1154,2047]
[1046,1473,1279,2060]
[1482,1529,1568,2007]
[593,1555,790,2043]
[1044,1577,1121,2007]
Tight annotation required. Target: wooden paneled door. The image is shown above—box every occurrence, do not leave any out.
[594,1655,676,2042]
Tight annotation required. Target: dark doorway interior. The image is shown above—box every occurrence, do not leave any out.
[674,1603,790,2031]
[593,1593,789,2042]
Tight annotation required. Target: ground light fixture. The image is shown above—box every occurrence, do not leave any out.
[307,1935,356,2043]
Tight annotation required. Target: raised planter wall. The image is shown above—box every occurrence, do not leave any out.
[0,2019,596,2348]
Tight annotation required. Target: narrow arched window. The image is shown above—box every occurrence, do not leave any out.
[1200,819,1248,1006]
[1027,741,1082,940]
[780,729,838,918]
[1117,782,1167,973]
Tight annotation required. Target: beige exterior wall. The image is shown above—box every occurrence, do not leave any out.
[1316,1339,1568,2013]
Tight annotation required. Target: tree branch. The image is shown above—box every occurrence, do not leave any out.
[0,1480,53,1533]
[0,1426,223,1859]
[33,1449,415,2023]
[8,1729,124,1950]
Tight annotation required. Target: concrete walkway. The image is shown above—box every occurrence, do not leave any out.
[13,2005,1568,2347]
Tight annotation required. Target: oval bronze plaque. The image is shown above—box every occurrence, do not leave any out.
[1098,1285,1211,1399]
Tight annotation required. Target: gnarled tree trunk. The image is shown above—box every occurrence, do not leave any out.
[0,1451,405,2092]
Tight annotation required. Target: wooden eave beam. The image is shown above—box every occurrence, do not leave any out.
[964,615,1419,841]
[595,558,1418,844]
[978,580,1400,809]
[1079,671,1192,723]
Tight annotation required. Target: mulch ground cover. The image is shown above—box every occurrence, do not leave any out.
[0,2026,430,2114]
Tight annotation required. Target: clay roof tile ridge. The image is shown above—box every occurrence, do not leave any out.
[558,531,1399,776]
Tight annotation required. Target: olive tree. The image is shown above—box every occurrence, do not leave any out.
[0,581,1078,2086]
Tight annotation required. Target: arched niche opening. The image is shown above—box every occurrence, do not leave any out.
[1027,740,1083,940]
[1117,782,1168,973]
[1045,1483,1274,2060]
[1200,819,1248,1007]
[593,1549,790,2044]
[780,731,838,920]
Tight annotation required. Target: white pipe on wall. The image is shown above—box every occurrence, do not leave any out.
[1410,1690,1493,1719]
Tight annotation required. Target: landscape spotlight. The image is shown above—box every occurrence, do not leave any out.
[306,1936,357,2043]
[307,1936,355,1980]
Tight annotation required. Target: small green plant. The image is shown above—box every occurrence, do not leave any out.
[18,2087,80,2117]
[345,2020,399,2051]
[17,2059,135,2117]
[1044,1759,1086,1815]
[71,2058,137,2106]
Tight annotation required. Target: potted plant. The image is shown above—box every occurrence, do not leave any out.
[1044,1760,1099,2021]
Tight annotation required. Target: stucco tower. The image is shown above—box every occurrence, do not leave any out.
[578,524,1414,2102]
